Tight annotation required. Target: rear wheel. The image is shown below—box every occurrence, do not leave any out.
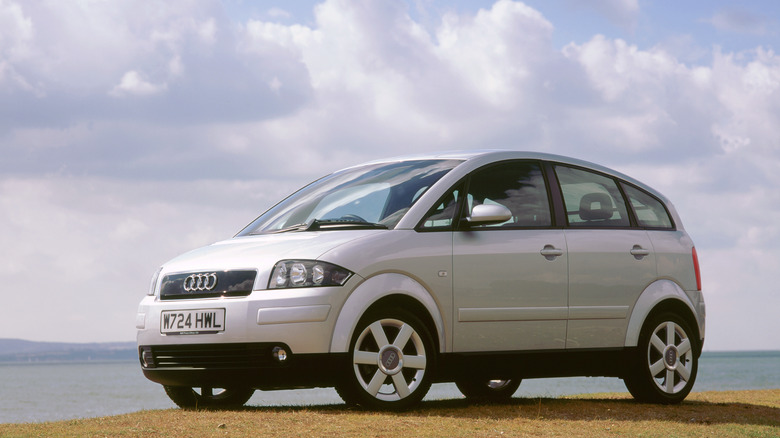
[163,386,254,409]
[335,308,435,410]
[624,312,698,404]
[456,378,521,401]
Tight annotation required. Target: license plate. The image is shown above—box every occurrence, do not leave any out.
[161,309,225,335]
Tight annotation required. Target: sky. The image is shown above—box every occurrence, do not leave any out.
[1,0,778,351]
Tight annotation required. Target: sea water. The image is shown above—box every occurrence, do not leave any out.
[1,351,778,424]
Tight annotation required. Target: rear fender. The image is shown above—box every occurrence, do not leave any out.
[625,279,702,347]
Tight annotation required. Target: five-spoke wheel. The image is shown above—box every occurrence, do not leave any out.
[624,312,699,404]
[336,308,434,410]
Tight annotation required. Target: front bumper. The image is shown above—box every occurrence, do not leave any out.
[136,285,349,355]
[136,284,354,389]
[138,342,349,389]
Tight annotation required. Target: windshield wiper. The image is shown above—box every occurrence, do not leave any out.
[264,222,312,234]
[262,218,387,234]
[307,219,388,230]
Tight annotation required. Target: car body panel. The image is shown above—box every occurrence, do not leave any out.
[453,229,568,351]
[329,272,447,353]
[624,279,703,347]
[565,229,657,349]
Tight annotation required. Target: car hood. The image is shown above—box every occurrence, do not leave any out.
[160,230,380,285]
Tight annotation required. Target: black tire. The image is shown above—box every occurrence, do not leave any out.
[456,378,521,401]
[335,307,435,411]
[163,386,254,409]
[624,312,699,404]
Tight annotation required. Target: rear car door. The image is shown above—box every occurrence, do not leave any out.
[553,165,657,349]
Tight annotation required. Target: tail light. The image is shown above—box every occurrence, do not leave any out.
[692,247,702,291]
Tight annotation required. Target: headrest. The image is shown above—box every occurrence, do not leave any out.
[579,192,614,221]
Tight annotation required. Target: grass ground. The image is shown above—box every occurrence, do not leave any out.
[1,389,778,437]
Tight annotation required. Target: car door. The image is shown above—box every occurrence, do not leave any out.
[553,165,658,349]
[451,161,568,352]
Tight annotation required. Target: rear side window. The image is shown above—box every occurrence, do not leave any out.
[555,165,630,228]
[622,184,674,229]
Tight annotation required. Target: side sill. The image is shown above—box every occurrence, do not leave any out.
[434,348,632,382]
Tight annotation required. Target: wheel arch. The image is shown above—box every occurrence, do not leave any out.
[329,273,446,354]
[625,279,703,355]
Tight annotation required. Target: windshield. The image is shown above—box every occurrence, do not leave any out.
[237,159,462,235]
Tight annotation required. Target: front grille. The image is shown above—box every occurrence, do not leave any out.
[141,343,282,369]
[160,270,257,300]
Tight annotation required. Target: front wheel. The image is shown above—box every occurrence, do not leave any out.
[335,308,435,410]
[163,386,254,409]
[456,378,521,401]
[624,312,699,404]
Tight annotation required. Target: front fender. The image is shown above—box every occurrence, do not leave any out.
[329,273,446,353]
[625,279,703,347]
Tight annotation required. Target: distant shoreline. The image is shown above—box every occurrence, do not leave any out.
[1,338,778,364]
[0,338,136,363]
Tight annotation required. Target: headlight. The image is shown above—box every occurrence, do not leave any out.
[148,267,163,296]
[269,260,353,289]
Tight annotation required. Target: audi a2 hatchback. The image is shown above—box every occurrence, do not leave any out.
[137,151,705,410]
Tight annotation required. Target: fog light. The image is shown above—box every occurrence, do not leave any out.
[140,347,155,368]
[272,346,288,362]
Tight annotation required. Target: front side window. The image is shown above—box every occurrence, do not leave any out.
[555,165,630,228]
[420,185,463,230]
[463,161,552,229]
[622,184,674,229]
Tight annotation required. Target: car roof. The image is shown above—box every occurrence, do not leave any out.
[353,150,665,201]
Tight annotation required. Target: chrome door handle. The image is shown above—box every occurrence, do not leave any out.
[630,245,651,258]
[540,245,564,260]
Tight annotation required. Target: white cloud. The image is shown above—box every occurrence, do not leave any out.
[267,7,292,20]
[0,175,293,342]
[2,0,780,349]
[109,70,167,97]
[0,0,310,132]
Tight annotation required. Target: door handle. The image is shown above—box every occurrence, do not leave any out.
[540,245,564,260]
[630,245,651,258]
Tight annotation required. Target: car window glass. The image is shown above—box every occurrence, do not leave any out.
[238,159,462,234]
[622,184,673,229]
[555,165,630,228]
[420,187,462,229]
[465,162,551,228]
[311,184,390,223]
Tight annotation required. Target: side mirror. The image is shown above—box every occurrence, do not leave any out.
[465,204,512,226]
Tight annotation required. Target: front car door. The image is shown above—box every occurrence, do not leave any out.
[450,161,568,352]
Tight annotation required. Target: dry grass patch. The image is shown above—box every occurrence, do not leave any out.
[1,389,778,437]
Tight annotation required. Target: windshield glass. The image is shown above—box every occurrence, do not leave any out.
[237,159,462,235]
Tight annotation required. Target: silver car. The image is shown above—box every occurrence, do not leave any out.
[137,151,705,410]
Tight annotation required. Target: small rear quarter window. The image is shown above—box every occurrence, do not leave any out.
[622,184,674,229]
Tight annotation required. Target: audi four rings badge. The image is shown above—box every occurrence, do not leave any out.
[183,273,218,292]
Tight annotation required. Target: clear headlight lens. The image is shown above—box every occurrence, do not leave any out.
[148,267,163,296]
[273,263,288,288]
[290,263,307,286]
[269,260,353,289]
[312,264,325,285]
